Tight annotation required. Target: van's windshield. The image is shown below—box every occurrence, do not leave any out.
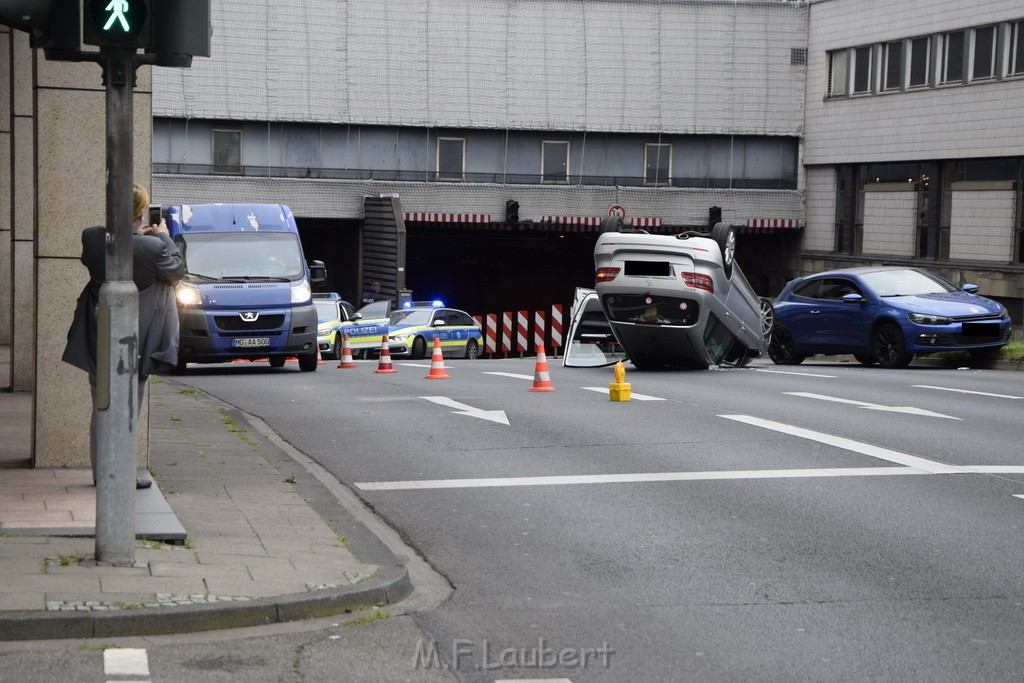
[176,232,304,281]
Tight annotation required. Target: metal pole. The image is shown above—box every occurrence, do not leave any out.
[94,49,138,565]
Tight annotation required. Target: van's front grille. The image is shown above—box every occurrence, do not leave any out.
[214,314,285,331]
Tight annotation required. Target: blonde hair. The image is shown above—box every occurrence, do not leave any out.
[132,183,149,223]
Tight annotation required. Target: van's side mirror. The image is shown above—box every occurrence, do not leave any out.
[308,260,327,286]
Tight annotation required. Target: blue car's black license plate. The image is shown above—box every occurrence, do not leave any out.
[961,322,999,337]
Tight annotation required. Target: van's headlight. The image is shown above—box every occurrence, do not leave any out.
[291,280,312,304]
[175,283,200,306]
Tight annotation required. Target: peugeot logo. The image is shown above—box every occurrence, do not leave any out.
[240,312,259,322]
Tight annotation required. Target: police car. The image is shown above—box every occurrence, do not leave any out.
[335,299,394,358]
[387,301,483,359]
[313,293,355,360]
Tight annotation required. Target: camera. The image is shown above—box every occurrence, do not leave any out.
[148,204,162,225]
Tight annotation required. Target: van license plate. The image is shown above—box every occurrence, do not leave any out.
[234,337,270,348]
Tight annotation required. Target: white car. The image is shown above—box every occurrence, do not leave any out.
[591,220,768,370]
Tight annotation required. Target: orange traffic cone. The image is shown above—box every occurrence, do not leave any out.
[374,334,397,374]
[529,344,556,392]
[425,337,451,379]
[337,333,356,368]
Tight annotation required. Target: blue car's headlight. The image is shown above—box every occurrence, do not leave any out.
[908,313,952,325]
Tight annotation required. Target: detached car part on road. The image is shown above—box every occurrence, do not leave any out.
[768,266,1012,368]
[592,221,768,370]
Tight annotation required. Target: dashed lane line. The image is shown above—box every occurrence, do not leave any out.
[483,371,536,380]
[581,387,666,401]
[913,384,1024,400]
[754,369,838,378]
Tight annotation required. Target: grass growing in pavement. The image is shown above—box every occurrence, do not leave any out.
[933,340,1024,361]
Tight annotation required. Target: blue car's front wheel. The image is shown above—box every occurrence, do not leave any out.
[872,324,912,369]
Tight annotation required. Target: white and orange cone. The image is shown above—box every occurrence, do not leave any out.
[529,344,556,392]
[337,333,356,368]
[374,334,397,374]
[425,337,451,379]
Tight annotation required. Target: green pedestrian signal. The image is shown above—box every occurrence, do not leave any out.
[82,0,152,48]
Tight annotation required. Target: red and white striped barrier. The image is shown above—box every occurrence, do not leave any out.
[516,310,528,354]
[550,304,563,350]
[501,311,513,353]
[484,314,497,354]
[533,310,546,350]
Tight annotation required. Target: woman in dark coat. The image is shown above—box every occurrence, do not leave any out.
[62,183,185,484]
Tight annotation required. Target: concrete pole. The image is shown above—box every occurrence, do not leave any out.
[94,50,138,565]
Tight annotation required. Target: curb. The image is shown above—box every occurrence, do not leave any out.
[0,565,412,641]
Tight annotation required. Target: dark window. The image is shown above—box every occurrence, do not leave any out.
[972,26,996,80]
[792,280,821,299]
[212,129,241,174]
[884,41,903,90]
[853,46,873,93]
[1013,21,1024,76]
[645,144,671,186]
[542,141,569,183]
[791,48,807,66]
[817,278,861,301]
[909,36,931,87]
[943,31,965,83]
[437,138,465,181]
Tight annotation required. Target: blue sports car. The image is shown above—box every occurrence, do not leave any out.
[768,266,1012,368]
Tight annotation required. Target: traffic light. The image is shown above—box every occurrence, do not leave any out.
[0,0,80,55]
[505,200,520,225]
[82,0,151,48]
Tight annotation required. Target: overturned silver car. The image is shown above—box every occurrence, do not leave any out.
[584,221,768,370]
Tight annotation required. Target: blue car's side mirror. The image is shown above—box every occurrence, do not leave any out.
[841,293,866,304]
[962,284,980,294]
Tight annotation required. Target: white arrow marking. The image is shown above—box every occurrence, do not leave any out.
[420,396,510,425]
[784,392,961,420]
[913,385,1023,400]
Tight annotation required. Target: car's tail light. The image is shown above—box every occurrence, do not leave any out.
[595,267,620,283]
[680,272,713,293]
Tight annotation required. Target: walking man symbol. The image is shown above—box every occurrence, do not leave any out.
[103,0,131,32]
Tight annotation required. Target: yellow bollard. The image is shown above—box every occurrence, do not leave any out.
[609,360,631,401]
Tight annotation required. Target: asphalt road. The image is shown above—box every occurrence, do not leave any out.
[165,355,1024,682]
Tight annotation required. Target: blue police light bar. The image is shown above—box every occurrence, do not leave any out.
[403,299,445,308]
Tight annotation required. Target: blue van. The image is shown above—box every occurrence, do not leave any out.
[164,203,327,372]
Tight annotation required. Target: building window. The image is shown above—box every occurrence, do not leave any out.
[644,143,672,186]
[541,141,569,183]
[827,49,848,96]
[1012,21,1024,76]
[852,46,873,93]
[791,48,807,66]
[883,41,903,91]
[908,36,932,87]
[437,137,465,181]
[212,129,241,174]
[971,25,997,80]
[941,31,965,83]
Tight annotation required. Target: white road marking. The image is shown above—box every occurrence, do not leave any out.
[398,362,432,368]
[420,396,510,425]
[483,371,536,380]
[355,467,923,491]
[720,415,961,473]
[104,648,150,677]
[581,387,666,401]
[913,384,1024,400]
[783,392,961,420]
[755,369,838,378]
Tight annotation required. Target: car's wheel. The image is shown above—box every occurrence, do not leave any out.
[767,323,805,365]
[872,323,912,369]
[599,215,623,233]
[711,222,735,279]
[269,356,286,368]
[464,338,479,359]
[759,297,774,342]
[411,336,427,360]
[853,352,876,366]
[298,351,319,372]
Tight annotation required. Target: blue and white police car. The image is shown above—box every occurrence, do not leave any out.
[313,293,355,360]
[387,301,483,359]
